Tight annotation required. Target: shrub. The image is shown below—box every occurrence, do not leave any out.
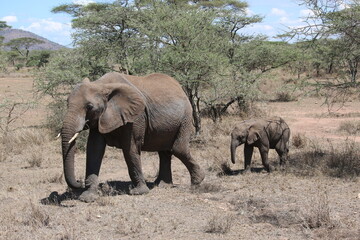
[338,120,360,135]
[27,148,43,168]
[288,139,360,179]
[303,192,335,229]
[23,202,50,228]
[46,100,66,135]
[205,214,233,234]
[292,132,307,149]
[275,91,297,102]
[326,140,360,178]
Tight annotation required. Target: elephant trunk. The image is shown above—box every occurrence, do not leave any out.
[230,140,239,164]
[61,110,86,189]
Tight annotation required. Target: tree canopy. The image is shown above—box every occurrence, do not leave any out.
[45,0,270,133]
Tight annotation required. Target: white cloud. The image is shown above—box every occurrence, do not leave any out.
[300,9,314,17]
[19,18,73,46]
[246,8,255,16]
[279,16,303,26]
[271,8,287,16]
[252,24,274,31]
[339,2,349,10]
[1,16,18,23]
[23,19,68,33]
[73,0,95,5]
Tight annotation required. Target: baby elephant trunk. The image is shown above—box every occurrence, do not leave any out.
[230,140,239,164]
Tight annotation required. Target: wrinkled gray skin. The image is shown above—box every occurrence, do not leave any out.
[230,117,290,173]
[61,72,205,202]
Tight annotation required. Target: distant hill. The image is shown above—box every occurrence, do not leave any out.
[0,28,66,51]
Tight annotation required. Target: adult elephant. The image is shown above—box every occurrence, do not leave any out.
[61,72,205,202]
[230,117,290,173]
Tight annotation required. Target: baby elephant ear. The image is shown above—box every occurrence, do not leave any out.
[99,83,146,134]
[247,127,260,145]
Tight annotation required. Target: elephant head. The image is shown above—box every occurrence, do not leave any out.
[61,77,146,189]
[230,124,261,164]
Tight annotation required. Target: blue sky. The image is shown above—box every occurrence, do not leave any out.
[0,0,310,47]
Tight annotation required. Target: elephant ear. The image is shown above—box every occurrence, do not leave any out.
[98,83,146,134]
[247,126,260,145]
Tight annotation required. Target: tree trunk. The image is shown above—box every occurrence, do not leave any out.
[184,84,201,135]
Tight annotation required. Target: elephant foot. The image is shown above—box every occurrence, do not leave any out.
[190,168,205,185]
[279,162,287,171]
[154,174,173,187]
[79,189,99,203]
[265,165,275,173]
[129,184,149,195]
[243,168,251,174]
[79,174,100,202]
[155,180,173,189]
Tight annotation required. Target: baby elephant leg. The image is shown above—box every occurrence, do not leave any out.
[276,143,289,170]
[259,146,272,172]
[244,145,254,173]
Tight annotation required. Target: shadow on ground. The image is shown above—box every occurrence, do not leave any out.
[40,180,155,206]
[218,167,267,176]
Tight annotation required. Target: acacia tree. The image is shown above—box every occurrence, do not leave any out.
[291,0,360,84]
[48,0,264,134]
[0,21,11,70]
[5,37,44,59]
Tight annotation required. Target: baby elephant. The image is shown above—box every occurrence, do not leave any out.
[230,117,290,172]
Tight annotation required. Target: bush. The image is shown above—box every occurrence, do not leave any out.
[275,91,297,102]
[303,192,335,229]
[205,214,233,234]
[327,140,360,178]
[338,120,360,135]
[46,100,66,135]
[292,133,307,149]
[288,139,360,179]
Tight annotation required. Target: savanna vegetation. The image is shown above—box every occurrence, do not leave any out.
[0,0,359,239]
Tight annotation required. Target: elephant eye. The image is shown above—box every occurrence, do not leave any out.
[86,103,94,111]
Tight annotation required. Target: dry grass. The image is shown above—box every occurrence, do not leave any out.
[204,214,234,234]
[327,139,360,178]
[338,120,360,135]
[0,128,48,160]
[23,201,50,228]
[288,139,360,179]
[302,192,335,230]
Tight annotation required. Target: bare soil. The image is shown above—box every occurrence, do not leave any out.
[0,76,359,240]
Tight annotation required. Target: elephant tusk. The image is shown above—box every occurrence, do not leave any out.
[68,133,79,144]
[55,133,61,139]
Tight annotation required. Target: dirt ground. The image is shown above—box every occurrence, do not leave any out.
[0,76,359,240]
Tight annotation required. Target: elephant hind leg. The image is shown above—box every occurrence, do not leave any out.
[276,149,288,169]
[276,141,289,167]
[172,138,204,185]
[154,151,173,187]
[172,121,205,185]
[173,148,205,185]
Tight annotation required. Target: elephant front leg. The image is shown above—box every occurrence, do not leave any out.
[259,146,272,173]
[79,129,106,203]
[154,151,173,187]
[123,149,149,195]
[244,145,254,173]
